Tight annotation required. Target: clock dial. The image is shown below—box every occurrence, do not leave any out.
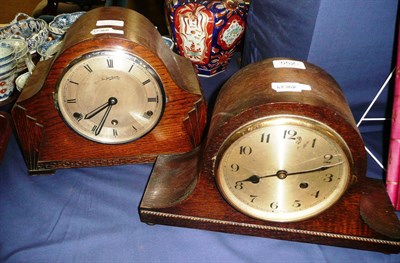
[216,116,352,222]
[56,51,165,144]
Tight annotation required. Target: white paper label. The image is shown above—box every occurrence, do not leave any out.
[96,20,124,27]
[91,27,124,35]
[271,82,311,92]
[273,60,306,69]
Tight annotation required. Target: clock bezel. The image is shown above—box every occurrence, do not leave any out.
[54,50,166,144]
[214,114,353,222]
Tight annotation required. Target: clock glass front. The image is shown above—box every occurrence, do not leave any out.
[55,51,165,144]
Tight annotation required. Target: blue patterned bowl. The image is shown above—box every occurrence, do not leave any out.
[37,39,63,60]
[49,11,86,38]
[0,13,48,54]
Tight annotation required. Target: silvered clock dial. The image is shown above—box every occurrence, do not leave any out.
[56,51,164,144]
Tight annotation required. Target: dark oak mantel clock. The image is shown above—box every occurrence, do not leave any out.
[140,58,400,253]
[12,7,207,174]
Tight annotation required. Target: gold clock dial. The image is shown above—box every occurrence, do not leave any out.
[56,51,165,144]
[215,116,352,222]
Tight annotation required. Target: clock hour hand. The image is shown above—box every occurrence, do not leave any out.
[93,97,118,136]
[237,162,343,184]
[85,100,112,120]
[238,174,274,184]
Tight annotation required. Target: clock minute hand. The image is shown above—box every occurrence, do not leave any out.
[94,104,112,136]
[237,162,343,184]
[94,97,118,136]
[284,161,344,177]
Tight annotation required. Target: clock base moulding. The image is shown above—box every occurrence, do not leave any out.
[139,149,400,254]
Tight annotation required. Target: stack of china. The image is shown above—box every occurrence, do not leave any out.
[1,38,34,74]
[0,42,17,102]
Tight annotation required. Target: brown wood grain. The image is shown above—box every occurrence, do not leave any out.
[11,7,207,174]
[140,58,400,253]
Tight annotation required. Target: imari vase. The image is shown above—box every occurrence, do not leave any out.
[165,0,250,76]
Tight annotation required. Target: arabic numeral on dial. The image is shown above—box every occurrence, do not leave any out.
[283,129,297,140]
[312,138,317,148]
[250,195,257,203]
[235,182,243,190]
[113,129,118,137]
[270,202,279,210]
[324,154,333,163]
[292,200,301,208]
[260,133,270,143]
[230,164,239,172]
[91,125,98,133]
[324,174,334,182]
[239,146,252,155]
[313,191,320,198]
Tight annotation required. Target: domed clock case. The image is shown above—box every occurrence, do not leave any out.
[140,58,400,253]
[11,7,207,174]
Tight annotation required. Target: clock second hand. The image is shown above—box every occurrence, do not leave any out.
[237,162,344,184]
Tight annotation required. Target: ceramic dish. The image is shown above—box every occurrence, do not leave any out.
[49,11,85,38]
[0,42,15,66]
[0,38,27,60]
[0,59,16,76]
[0,13,49,54]
[15,72,31,92]
[0,38,31,73]
[162,36,174,50]
[37,39,63,60]
[0,68,16,101]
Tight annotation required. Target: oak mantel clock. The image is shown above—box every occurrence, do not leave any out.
[140,58,400,253]
[12,7,207,174]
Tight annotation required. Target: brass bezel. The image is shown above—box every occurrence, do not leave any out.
[214,115,353,222]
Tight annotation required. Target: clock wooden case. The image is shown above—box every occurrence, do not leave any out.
[140,58,400,253]
[12,7,207,174]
